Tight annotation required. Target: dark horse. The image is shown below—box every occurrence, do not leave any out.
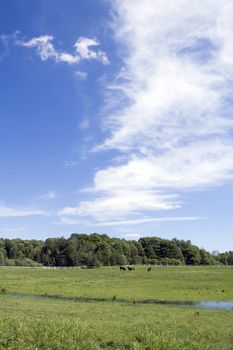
[127,266,135,271]
[119,266,126,271]
[147,267,152,272]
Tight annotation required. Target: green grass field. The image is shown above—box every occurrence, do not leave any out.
[0,266,233,349]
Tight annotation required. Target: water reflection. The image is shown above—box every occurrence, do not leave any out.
[197,301,233,310]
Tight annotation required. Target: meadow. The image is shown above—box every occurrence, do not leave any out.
[0,266,233,349]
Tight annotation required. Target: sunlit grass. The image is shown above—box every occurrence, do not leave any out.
[0,266,232,301]
[0,266,233,349]
[0,295,233,349]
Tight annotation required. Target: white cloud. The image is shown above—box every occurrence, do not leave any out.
[100,1,233,154]
[20,35,59,61]
[18,35,108,65]
[59,0,233,225]
[74,37,109,64]
[0,204,47,217]
[59,52,80,64]
[92,140,233,192]
[58,191,180,222]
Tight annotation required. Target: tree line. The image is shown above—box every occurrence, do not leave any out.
[0,233,232,267]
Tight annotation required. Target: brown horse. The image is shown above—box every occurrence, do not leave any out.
[127,266,135,271]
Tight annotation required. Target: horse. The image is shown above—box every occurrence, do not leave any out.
[147,267,152,272]
[127,266,135,271]
[119,265,126,271]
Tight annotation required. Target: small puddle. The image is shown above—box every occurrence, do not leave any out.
[5,292,233,310]
[196,301,233,310]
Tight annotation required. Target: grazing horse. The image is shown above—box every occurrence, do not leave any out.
[147,267,152,272]
[119,265,126,271]
[127,266,135,271]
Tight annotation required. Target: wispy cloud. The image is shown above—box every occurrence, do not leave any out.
[63,160,79,168]
[0,204,47,217]
[79,118,90,130]
[58,215,202,226]
[58,191,180,222]
[100,1,233,153]
[18,35,109,65]
[0,30,19,59]
[38,190,58,200]
[59,0,233,225]
[75,70,88,80]
[0,226,27,233]
[94,216,203,227]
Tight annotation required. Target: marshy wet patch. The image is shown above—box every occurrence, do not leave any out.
[5,291,233,310]
[197,301,233,310]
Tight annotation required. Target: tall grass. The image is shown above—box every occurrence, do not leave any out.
[0,312,233,350]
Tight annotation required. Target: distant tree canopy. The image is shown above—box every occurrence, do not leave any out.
[0,234,230,267]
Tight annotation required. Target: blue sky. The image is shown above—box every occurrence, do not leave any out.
[0,0,233,252]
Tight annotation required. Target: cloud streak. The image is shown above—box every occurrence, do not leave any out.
[0,204,47,217]
[58,215,202,227]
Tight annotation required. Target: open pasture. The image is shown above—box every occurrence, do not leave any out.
[0,266,233,349]
[0,265,232,301]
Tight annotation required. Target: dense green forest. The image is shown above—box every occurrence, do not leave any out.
[0,233,232,267]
